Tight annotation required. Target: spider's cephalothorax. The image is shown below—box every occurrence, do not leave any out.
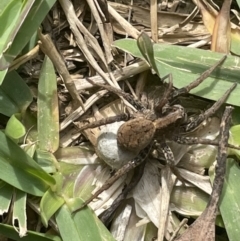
[73,55,238,214]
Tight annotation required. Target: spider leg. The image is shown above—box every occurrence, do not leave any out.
[99,162,146,225]
[173,136,240,150]
[157,140,185,183]
[73,113,129,133]
[171,55,227,99]
[157,140,175,165]
[182,83,236,132]
[174,106,233,241]
[86,78,146,112]
[154,73,173,113]
[208,106,232,209]
[73,144,152,213]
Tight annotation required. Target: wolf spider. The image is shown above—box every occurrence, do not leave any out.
[73,55,238,216]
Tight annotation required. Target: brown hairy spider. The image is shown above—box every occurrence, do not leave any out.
[73,55,238,216]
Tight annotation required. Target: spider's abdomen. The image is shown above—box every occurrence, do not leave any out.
[117,118,155,152]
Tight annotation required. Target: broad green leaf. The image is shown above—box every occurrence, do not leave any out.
[24,142,37,158]
[230,30,240,56]
[5,0,36,49]
[0,131,55,196]
[0,183,13,213]
[0,1,11,15]
[73,203,116,241]
[72,165,98,200]
[220,159,240,241]
[0,69,7,85]
[52,172,64,194]
[34,149,58,173]
[0,0,57,71]
[56,146,99,199]
[0,71,32,116]
[13,189,27,237]
[236,0,240,8]
[38,56,59,153]
[23,30,38,53]
[232,107,240,125]
[0,0,35,57]
[228,125,240,158]
[137,32,159,75]
[56,204,116,241]
[40,188,64,227]
[113,39,240,106]
[56,158,97,205]
[171,186,209,216]
[56,204,81,241]
[0,0,22,55]
[0,223,61,241]
[5,113,26,140]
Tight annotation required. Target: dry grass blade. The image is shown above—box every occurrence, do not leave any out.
[108,3,140,39]
[86,0,113,64]
[58,0,114,86]
[174,106,233,241]
[150,0,158,42]
[211,0,232,53]
[160,6,199,36]
[38,30,84,110]
[74,61,150,91]
[60,90,108,132]
[73,145,153,212]
[9,45,39,71]
[58,0,140,116]
[158,166,176,241]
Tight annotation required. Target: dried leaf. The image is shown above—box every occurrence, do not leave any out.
[193,0,240,55]
[211,0,232,53]
[174,107,233,241]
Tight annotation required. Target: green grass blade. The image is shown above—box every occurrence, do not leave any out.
[0,71,32,116]
[5,114,26,140]
[0,223,61,241]
[0,69,7,85]
[0,183,13,212]
[137,32,159,75]
[40,188,64,227]
[34,150,57,173]
[38,56,59,153]
[0,0,22,55]
[220,159,240,241]
[0,0,56,70]
[56,204,116,241]
[113,39,240,106]
[0,131,55,196]
[13,189,27,237]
